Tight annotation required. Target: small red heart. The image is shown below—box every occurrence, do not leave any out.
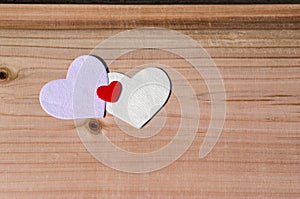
[96,81,122,103]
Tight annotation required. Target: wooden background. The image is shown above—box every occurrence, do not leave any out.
[1,0,299,4]
[0,4,299,198]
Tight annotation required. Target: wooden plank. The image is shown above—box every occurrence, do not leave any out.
[0,5,300,29]
[0,4,299,198]
[1,0,299,4]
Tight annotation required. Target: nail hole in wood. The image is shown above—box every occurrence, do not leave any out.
[87,119,102,135]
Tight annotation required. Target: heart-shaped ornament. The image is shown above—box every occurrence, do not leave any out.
[97,81,122,103]
[106,68,171,129]
[39,55,108,119]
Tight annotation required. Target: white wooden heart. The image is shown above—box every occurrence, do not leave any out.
[107,67,171,129]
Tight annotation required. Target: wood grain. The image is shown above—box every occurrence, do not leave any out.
[0,4,299,198]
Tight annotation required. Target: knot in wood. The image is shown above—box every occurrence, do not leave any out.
[87,119,102,135]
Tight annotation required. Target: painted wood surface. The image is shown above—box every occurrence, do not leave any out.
[0,4,299,198]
